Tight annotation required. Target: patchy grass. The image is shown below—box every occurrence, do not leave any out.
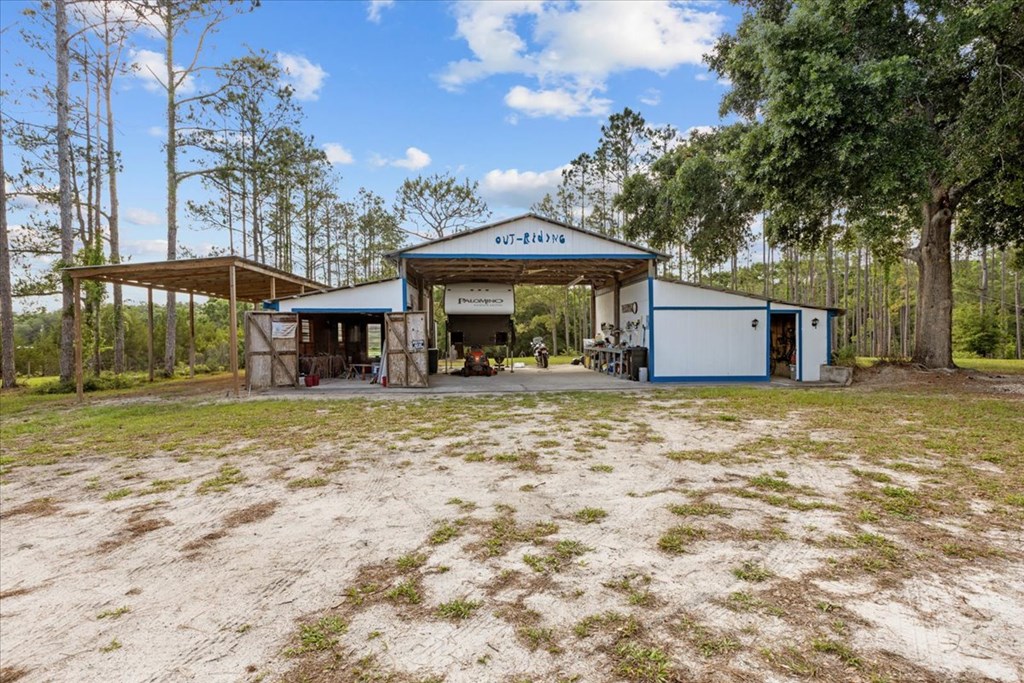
[732,561,774,583]
[436,599,481,621]
[197,465,245,494]
[385,580,422,605]
[613,641,673,682]
[96,606,130,620]
[428,519,465,545]
[658,525,707,554]
[2,377,1022,683]
[287,476,328,489]
[573,507,608,524]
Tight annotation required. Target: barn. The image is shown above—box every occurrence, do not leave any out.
[266,214,838,387]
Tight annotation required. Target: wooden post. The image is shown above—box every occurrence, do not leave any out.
[613,277,621,345]
[147,287,154,382]
[590,284,597,338]
[188,292,195,379]
[228,264,240,397]
[270,276,276,300]
[74,278,83,400]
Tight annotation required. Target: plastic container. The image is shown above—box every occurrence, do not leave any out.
[639,367,648,382]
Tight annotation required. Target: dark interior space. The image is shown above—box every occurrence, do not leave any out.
[447,314,514,359]
[770,312,797,377]
[297,313,384,378]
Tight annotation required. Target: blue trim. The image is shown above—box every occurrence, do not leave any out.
[401,277,408,312]
[765,301,771,378]
[262,300,279,311]
[770,309,803,381]
[399,253,656,260]
[826,311,834,365]
[653,305,766,311]
[652,375,771,384]
[647,276,655,382]
[292,308,392,314]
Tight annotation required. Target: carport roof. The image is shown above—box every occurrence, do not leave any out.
[387,213,668,286]
[64,256,326,303]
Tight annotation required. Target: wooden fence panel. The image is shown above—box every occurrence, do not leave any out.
[385,312,428,388]
[245,311,299,389]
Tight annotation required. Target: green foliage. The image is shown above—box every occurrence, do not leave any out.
[954,306,1006,358]
[394,172,491,239]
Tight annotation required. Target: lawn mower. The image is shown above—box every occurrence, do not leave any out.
[461,345,497,376]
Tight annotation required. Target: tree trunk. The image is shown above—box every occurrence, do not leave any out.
[105,39,124,374]
[0,112,15,388]
[1015,270,1022,360]
[56,0,75,383]
[164,14,178,377]
[979,245,988,314]
[911,192,955,368]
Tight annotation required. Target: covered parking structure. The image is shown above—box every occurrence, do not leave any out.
[274,214,841,388]
[64,256,326,399]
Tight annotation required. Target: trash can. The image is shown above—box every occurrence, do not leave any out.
[629,347,648,381]
[788,364,797,380]
[428,348,439,375]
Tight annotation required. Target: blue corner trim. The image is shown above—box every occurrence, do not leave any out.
[399,253,656,261]
[651,375,771,384]
[262,300,279,311]
[401,277,408,312]
[292,308,392,314]
[765,301,771,377]
[826,311,834,365]
[647,276,655,382]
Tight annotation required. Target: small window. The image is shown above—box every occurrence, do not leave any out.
[367,323,382,358]
[337,322,344,344]
[301,319,311,344]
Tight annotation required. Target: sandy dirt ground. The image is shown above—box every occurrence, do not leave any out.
[1,387,1022,683]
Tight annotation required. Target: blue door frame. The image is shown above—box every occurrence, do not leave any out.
[769,309,802,381]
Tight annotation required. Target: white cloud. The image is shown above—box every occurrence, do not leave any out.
[72,1,163,37]
[124,239,169,260]
[276,52,328,101]
[440,1,724,118]
[366,0,395,23]
[130,49,196,95]
[640,88,661,106]
[480,165,568,209]
[371,147,432,170]
[392,147,431,170]
[323,143,355,165]
[684,125,715,139]
[695,72,712,82]
[504,85,611,119]
[124,207,161,226]
[147,126,165,138]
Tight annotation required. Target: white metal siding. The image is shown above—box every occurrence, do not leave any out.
[403,216,653,258]
[795,305,828,381]
[653,308,768,380]
[619,279,650,348]
[653,279,765,307]
[276,279,403,312]
[594,289,615,339]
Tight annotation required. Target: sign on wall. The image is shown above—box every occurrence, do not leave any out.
[444,283,515,315]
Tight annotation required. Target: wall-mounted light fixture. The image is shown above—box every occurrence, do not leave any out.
[751,319,759,329]
[811,317,820,328]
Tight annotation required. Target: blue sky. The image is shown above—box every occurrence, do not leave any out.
[2,0,742,285]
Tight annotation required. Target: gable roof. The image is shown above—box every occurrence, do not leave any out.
[657,276,845,313]
[387,213,670,260]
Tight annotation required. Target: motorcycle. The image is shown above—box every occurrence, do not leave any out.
[532,337,550,369]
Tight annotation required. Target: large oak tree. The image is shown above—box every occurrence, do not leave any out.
[709,0,1023,367]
